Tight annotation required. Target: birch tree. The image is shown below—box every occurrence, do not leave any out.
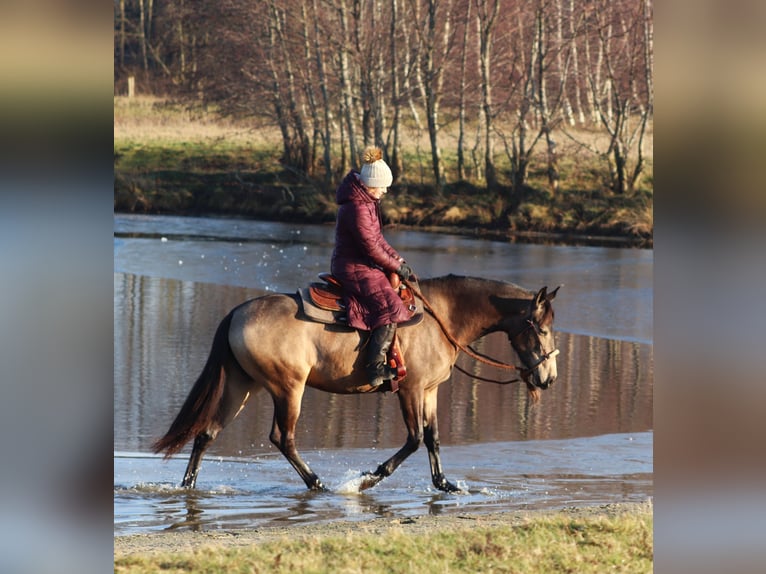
[578,0,652,193]
[389,0,403,181]
[456,0,472,181]
[335,0,359,171]
[113,0,653,196]
[417,0,456,192]
[475,0,500,189]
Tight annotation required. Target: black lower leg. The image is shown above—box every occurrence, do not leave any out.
[424,425,460,493]
[271,431,326,492]
[359,433,421,491]
[181,433,212,488]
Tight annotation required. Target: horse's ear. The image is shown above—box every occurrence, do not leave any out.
[534,286,548,309]
[547,285,561,302]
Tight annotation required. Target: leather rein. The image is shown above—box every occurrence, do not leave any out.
[403,279,559,387]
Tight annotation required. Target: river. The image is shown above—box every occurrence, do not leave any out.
[114,214,653,535]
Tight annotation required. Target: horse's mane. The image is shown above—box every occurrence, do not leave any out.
[418,274,537,333]
[421,274,534,300]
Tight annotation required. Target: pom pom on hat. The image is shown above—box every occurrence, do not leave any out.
[359,146,393,188]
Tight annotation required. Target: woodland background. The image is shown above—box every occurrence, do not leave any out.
[114,0,653,244]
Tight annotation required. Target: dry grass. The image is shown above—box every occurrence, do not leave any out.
[115,504,653,574]
[115,95,651,186]
[114,96,281,146]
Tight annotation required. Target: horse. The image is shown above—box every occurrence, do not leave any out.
[153,274,560,493]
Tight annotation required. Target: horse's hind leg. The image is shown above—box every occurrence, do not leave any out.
[181,361,255,488]
[182,433,213,488]
[269,393,326,491]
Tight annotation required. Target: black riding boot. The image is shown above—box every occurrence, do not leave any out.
[365,323,398,387]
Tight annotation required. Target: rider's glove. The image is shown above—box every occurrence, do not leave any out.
[397,262,414,281]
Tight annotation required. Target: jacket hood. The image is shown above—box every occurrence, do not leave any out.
[336,171,376,205]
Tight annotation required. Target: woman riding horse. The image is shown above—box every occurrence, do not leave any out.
[330,146,415,388]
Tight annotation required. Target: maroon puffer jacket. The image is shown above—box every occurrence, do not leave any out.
[330,171,411,331]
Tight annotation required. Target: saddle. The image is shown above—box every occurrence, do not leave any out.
[310,272,418,313]
[297,273,423,392]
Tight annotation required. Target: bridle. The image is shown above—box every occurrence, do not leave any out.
[404,279,559,388]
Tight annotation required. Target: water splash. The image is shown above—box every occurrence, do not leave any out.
[334,470,367,494]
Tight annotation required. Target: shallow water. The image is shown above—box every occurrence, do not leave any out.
[114,214,653,535]
[115,432,651,533]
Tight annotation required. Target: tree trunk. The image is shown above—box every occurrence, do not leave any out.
[457,0,472,181]
[556,0,574,127]
[176,0,186,78]
[476,0,500,189]
[311,0,333,185]
[389,0,403,182]
[299,0,321,177]
[266,19,292,168]
[139,0,149,71]
[270,1,310,172]
[535,2,559,193]
[337,0,358,168]
[569,0,586,124]
[422,0,453,193]
[119,0,126,69]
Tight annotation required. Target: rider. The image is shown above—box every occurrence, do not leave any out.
[331,146,416,388]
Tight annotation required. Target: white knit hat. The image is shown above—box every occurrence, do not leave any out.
[359,146,393,188]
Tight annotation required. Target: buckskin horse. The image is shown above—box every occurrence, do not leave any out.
[153,274,560,493]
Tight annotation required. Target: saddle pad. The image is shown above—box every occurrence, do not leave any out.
[297,288,425,328]
[297,289,350,326]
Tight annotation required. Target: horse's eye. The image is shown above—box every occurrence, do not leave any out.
[539,329,548,336]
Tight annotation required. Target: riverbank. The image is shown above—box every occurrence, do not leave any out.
[114,97,653,248]
[115,501,652,572]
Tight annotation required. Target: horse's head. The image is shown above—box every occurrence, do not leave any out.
[502,286,560,397]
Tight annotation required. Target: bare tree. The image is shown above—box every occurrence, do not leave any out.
[475,0,500,189]
[336,0,359,171]
[310,0,334,184]
[576,0,652,193]
[493,1,555,194]
[388,0,404,181]
[114,0,652,197]
[117,0,126,69]
[456,0,472,181]
[415,0,457,193]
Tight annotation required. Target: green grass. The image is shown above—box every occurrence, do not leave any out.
[115,509,652,573]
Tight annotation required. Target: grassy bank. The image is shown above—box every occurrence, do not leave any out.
[114,96,652,247]
[115,505,652,573]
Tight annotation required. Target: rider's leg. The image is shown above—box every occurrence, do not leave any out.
[365,323,397,387]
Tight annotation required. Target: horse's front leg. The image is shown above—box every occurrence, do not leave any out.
[270,394,326,491]
[423,387,462,493]
[359,389,424,491]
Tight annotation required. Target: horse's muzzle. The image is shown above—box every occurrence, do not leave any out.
[521,348,559,389]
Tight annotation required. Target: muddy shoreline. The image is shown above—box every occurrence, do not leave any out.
[115,501,652,557]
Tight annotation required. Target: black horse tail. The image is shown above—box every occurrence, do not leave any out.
[152,310,234,458]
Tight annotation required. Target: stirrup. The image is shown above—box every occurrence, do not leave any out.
[367,365,397,388]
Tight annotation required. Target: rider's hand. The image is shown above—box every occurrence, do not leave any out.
[397,262,415,281]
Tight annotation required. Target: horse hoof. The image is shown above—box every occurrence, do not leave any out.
[435,478,463,494]
[358,473,379,492]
